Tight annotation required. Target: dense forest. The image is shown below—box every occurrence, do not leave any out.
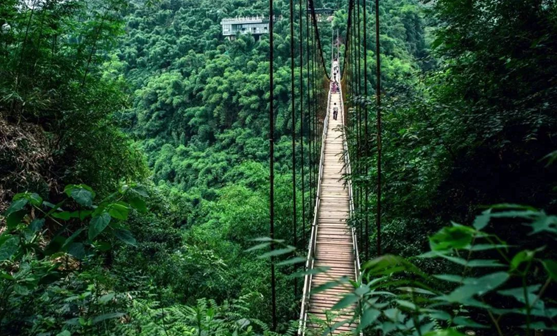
[1,0,556,335]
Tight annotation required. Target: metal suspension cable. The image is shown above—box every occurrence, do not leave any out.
[306,6,313,220]
[363,0,370,261]
[307,0,331,80]
[356,0,363,249]
[289,0,298,298]
[340,0,356,79]
[268,0,277,330]
[312,25,318,209]
[306,5,313,218]
[299,0,306,247]
[374,0,382,256]
[352,1,361,246]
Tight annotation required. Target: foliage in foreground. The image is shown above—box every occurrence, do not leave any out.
[0,186,283,335]
[0,184,146,334]
[308,206,557,335]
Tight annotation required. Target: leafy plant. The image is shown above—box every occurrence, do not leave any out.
[312,206,557,335]
[0,184,146,334]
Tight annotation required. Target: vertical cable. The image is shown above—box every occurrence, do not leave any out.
[306,5,312,219]
[268,0,277,330]
[311,23,318,216]
[299,0,306,247]
[356,0,362,247]
[375,0,382,256]
[289,0,298,298]
[363,0,369,261]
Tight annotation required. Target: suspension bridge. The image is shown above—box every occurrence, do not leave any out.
[266,0,381,333]
[298,62,361,334]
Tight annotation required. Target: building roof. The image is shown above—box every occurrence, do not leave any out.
[220,16,269,25]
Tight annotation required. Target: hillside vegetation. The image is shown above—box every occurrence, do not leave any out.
[1,0,556,335]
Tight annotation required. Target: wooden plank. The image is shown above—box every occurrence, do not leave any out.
[304,84,359,334]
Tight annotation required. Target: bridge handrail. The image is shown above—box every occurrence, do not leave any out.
[337,83,361,280]
[298,64,333,336]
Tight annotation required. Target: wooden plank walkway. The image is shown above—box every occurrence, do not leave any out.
[305,85,358,334]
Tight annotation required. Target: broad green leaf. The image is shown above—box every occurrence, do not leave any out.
[129,185,149,198]
[498,285,541,306]
[114,229,137,246]
[257,246,295,259]
[236,318,250,329]
[438,253,505,267]
[420,322,436,335]
[7,210,25,229]
[290,266,330,278]
[468,259,506,267]
[70,210,93,220]
[245,242,270,252]
[276,257,305,266]
[519,321,557,331]
[67,243,85,260]
[355,308,380,332]
[433,274,463,283]
[473,210,491,230]
[543,259,557,281]
[439,272,509,303]
[529,213,557,235]
[5,198,28,217]
[430,226,474,251]
[14,192,42,206]
[62,228,85,250]
[107,202,129,220]
[252,237,285,243]
[490,210,540,219]
[354,284,370,296]
[89,213,111,241]
[396,299,417,310]
[383,308,400,321]
[379,321,397,334]
[511,250,535,271]
[322,319,353,336]
[0,236,19,261]
[99,293,115,304]
[397,287,435,295]
[453,316,488,328]
[0,272,15,280]
[91,312,125,324]
[427,310,451,320]
[52,211,72,221]
[362,255,420,276]
[65,185,95,208]
[417,251,441,258]
[331,294,358,310]
[56,331,71,336]
[464,244,508,251]
[29,219,45,232]
[129,197,147,213]
[489,204,538,211]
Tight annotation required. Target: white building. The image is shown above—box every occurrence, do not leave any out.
[220,16,272,40]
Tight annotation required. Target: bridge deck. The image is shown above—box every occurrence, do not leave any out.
[306,89,358,334]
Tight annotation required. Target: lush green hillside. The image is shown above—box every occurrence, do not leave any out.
[2,0,555,335]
